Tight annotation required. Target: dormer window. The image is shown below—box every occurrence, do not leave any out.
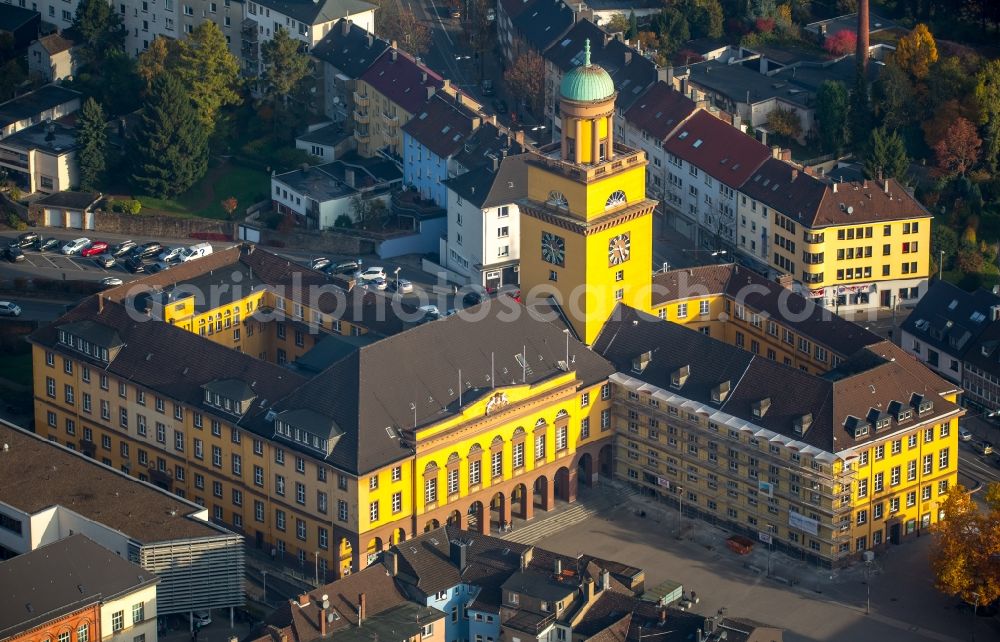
[793,413,812,435]
[845,415,869,438]
[671,365,690,389]
[632,351,651,373]
[711,380,730,404]
[752,398,771,418]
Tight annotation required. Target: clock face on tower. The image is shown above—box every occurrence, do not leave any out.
[608,233,630,265]
[541,231,566,267]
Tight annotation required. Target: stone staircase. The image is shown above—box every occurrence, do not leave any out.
[501,483,638,545]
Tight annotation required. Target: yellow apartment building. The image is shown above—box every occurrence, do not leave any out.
[596,305,963,566]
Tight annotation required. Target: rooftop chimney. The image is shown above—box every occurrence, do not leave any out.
[883,179,890,193]
[771,145,781,159]
[450,540,468,572]
[344,167,356,188]
[358,592,367,624]
[554,559,562,576]
[299,592,311,607]
[341,18,350,36]
[514,130,525,147]
[858,0,870,73]
[320,594,330,637]
[384,550,398,577]
[601,569,610,590]
[427,85,436,100]
[520,547,533,571]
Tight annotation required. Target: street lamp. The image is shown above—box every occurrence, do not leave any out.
[939,250,945,281]
[676,486,684,538]
[864,558,872,615]
[262,570,267,606]
[315,550,320,586]
[972,591,980,641]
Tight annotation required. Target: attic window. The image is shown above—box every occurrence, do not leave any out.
[711,380,730,404]
[752,398,771,418]
[971,311,986,323]
[948,300,958,310]
[793,413,812,435]
[845,416,869,438]
[670,365,690,389]
[692,139,703,148]
[442,125,451,134]
[419,112,428,119]
[631,351,652,373]
[678,131,689,140]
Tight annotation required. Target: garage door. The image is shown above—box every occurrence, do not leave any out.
[68,210,83,229]
[238,224,261,243]
[44,208,61,227]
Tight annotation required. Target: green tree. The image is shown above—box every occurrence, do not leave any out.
[931,224,959,272]
[260,27,314,138]
[815,80,849,153]
[848,69,873,151]
[864,127,909,182]
[872,62,916,131]
[689,0,723,39]
[131,72,209,198]
[176,21,242,130]
[137,36,179,95]
[975,59,1000,172]
[628,10,639,40]
[77,98,108,192]
[607,14,629,35]
[72,0,125,65]
[0,59,26,102]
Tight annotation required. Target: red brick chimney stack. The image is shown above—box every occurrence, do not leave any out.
[857,0,870,72]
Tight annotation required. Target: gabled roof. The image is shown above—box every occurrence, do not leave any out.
[0,84,81,129]
[253,0,376,26]
[0,535,158,639]
[663,110,769,188]
[622,81,697,141]
[498,0,540,22]
[512,0,576,53]
[444,153,529,209]
[275,302,614,474]
[403,94,481,159]
[360,49,444,115]
[0,3,38,32]
[36,31,78,55]
[453,121,531,172]
[595,305,960,454]
[962,317,1000,375]
[738,157,826,220]
[803,177,929,228]
[310,18,389,79]
[900,279,1000,361]
[651,264,883,357]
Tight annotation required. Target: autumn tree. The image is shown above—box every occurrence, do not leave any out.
[863,127,909,182]
[221,196,239,218]
[893,23,938,81]
[930,482,1000,607]
[934,117,982,176]
[504,48,544,116]
[377,3,431,56]
[606,13,629,34]
[872,61,916,132]
[766,107,801,141]
[176,21,242,130]
[823,29,856,56]
[136,36,179,94]
[815,80,848,153]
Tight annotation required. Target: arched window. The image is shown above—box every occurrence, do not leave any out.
[469,443,482,455]
[535,418,547,427]
[77,623,89,642]
[447,452,461,463]
[424,461,439,474]
[605,190,627,209]
[547,191,569,209]
[491,435,504,447]
[512,427,526,438]
[555,409,569,419]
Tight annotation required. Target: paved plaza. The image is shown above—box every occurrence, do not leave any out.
[505,481,999,642]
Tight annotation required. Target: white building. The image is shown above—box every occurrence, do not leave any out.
[0,122,78,194]
[0,84,81,139]
[439,154,527,290]
[28,32,81,82]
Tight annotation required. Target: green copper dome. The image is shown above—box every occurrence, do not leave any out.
[559,39,615,103]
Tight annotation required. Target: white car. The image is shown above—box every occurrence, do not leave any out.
[158,247,184,263]
[367,277,388,291]
[61,238,91,255]
[959,428,973,442]
[179,243,213,262]
[0,301,21,317]
[101,277,124,288]
[418,305,441,319]
[193,611,212,627]
[356,267,387,282]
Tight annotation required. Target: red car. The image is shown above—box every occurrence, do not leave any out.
[80,241,109,257]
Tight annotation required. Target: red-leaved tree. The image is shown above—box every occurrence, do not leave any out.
[824,29,857,57]
[934,117,982,177]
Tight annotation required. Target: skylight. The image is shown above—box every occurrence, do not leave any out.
[948,300,958,310]
[678,131,689,139]
[692,139,703,148]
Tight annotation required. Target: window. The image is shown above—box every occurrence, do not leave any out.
[513,441,525,468]
[556,426,568,451]
[874,472,883,492]
[392,466,402,482]
[491,450,502,477]
[370,501,379,522]
[112,611,124,632]
[392,491,402,513]
[296,482,305,504]
[212,445,222,467]
[425,477,437,503]
[469,459,481,485]
[856,509,867,525]
[276,509,286,531]
[939,448,949,470]
[132,601,145,624]
[580,392,590,407]
[369,475,379,490]
[276,474,285,495]
[78,624,89,642]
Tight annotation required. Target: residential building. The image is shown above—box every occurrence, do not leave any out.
[31,190,101,229]
[0,3,40,54]
[961,320,1000,414]
[496,0,538,63]
[596,304,963,566]
[28,31,81,81]
[241,0,375,75]
[271,153,401,229]
[517,42,657,345]
[310,17,389,122]
[0,423,245,616]
[0,535,159,642]
[661,109,770,253]
[402,94,483,207]
[900,280,1000,389]
[295,122,354,161]
[0,121,77,194]
[767,177,932,312]
[649,263,884,374]
[354,48,445,159]
[503,0,579,64]
[0,84,80,139]
[441,153,528,289]
[120,0,244,59]
[250,562,445,642]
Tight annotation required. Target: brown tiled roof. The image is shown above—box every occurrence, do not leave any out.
[622,82,697,141]
[292,565,409,640]
[360,49,444,115]
[0,424,227,543]
[275,303,615,474]
[595,305,963,453]
[663,110,770,188]
[311,18,390,79]
[37,31,77,55]
[651,264,883,357]
[806,178,930,228]
[738,157,826,220]
[403,94,481,159]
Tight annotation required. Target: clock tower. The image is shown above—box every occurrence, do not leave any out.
[518,40,657,345]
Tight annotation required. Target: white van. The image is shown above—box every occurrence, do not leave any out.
[179,243,213,262]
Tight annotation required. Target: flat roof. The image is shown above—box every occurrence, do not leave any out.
[0,121,76,155]
[0,423,230,544]
[0,85,80,129]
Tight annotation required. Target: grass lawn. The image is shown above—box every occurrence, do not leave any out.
[0,352,33,387]
[178,165,270,219]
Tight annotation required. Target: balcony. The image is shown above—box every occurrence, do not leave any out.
[353,92,369,107]
[529,141,646,184]
[353,110,369,125]
[241,18,259,42]
[355,129,370,142]
[382,112,399,124]
[0,149,28,170]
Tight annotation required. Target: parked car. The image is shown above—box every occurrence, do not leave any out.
[110,240,137,257]
[61,237,91,255]
[367,277,388,291]
[4,246,25,262]
[38,238,61,251]
[0,301,22,316]
[124,256,149,273]
[80,241,109,257]
[146,261,171,274]
[131,241,163,259]
[493,99,508,114]
[975,440,994,455]
[357,266,387,282]
[389,278,414,294]
[193,612,212,627]
[100,276,124,288]
[481,79,495,96]
[310,257,331,270]
[463,290,484,307]
[332,260,360,275]
[94,253,116,269]
[12,232,40,248]
[178,243,212,262]
[158,247,184,263]
[959,427,973,442]
[418,305,442,319]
